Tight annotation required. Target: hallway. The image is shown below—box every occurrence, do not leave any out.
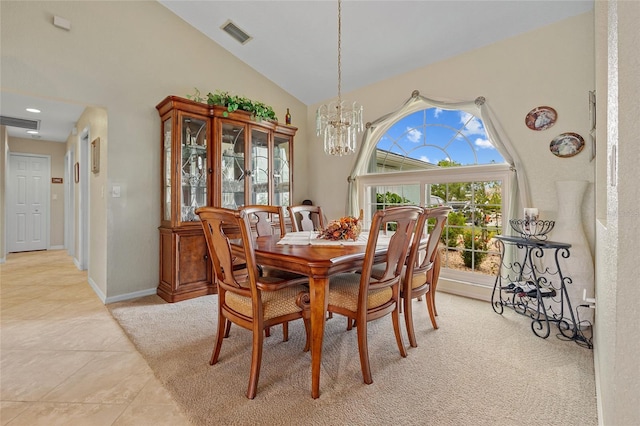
[0,250,190,425]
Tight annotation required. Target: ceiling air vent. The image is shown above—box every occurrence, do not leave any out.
[0,115,40,130]
[221,20,252,45]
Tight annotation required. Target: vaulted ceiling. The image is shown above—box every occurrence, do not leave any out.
[159,0,594,105]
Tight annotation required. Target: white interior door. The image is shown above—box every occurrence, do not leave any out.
[7,153,50,252]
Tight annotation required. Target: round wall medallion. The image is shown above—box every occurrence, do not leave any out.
[525,106,557,131]
[549,132,585,158]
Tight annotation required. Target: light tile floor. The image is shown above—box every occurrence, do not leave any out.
[0,250,191,426]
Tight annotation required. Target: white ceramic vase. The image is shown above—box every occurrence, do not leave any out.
[550,180,594,325]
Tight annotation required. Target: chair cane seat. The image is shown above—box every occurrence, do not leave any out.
[226,284,309,320]
[408,269,429,290]
[329,273,393,311]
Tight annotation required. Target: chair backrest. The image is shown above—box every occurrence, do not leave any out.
[288,205,325,232]
[242,205,287,238]
[361,206,423,291]
[406,206,452,279]
[195,207,260,297]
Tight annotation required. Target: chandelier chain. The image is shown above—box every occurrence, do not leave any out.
[337,0,342,104]
[316,0,363,156]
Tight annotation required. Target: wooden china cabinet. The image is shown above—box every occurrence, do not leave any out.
[156,96,296,302]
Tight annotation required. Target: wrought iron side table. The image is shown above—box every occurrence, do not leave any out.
[491,235,587,345]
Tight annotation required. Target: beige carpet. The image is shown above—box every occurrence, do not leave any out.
[108,292,597,426]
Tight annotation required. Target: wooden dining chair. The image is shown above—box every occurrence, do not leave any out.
[287,204,325,232]
[242,205,306,283]
[242,205,308,339]
[195,206,310,399]
[327,205,422,384]
[242,205,287,239]
[401,206,451,347]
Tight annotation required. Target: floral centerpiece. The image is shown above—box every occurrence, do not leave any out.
[318,216,361,241]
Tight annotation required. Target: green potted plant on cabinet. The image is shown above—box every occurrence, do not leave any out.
[187,88,277,121]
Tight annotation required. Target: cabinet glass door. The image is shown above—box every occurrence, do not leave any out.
[250,128,270,205]
[273,134,291,207]
[221,121,246,209]
[163,118,172,221]
[180,115,208,222]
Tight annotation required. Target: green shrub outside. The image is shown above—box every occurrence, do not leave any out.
[461,227,494,268]
[441,211,466,248]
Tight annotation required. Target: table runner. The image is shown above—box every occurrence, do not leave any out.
[277,231,391,247]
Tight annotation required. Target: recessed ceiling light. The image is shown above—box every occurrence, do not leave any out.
[26,108,41,113]
[26,130,39,134]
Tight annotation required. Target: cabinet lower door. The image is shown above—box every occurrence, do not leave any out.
[158,227,215,302]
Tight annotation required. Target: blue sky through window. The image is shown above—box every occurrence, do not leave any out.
[377,108,505,166]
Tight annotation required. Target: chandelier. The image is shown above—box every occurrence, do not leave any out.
[316,0,364,156]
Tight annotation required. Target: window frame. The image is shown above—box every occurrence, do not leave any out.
[346,93,527,292]
[358,156,511,288]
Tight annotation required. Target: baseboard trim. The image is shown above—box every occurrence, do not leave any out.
[49,245,64,250]
[593,329,603,426]
[88,276,106,303]
[105,287,158,305]
[437,277,492,302]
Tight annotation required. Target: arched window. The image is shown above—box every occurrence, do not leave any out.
[348,91,530,285]
[374,108,504,171]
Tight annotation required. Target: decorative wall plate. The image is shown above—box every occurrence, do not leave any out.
[549,132,585,158]
[525,106,557,131]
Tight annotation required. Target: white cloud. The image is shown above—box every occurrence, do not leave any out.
[475,138,495,149]
[406,127,422,143]
[459,112,485,136]
[433,108,443,118]
[419,155,430,163]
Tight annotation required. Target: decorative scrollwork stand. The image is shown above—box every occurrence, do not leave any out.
[491,235,590,347]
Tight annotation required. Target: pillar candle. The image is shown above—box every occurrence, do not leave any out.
[524,208,539,222]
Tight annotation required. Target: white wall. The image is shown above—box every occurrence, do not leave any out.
[594,2,640,425]
[1,1,307,300]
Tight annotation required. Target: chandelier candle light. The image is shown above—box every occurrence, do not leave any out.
[316,0,364,156]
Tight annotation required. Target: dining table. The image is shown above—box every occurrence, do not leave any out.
[232,230,391,399]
